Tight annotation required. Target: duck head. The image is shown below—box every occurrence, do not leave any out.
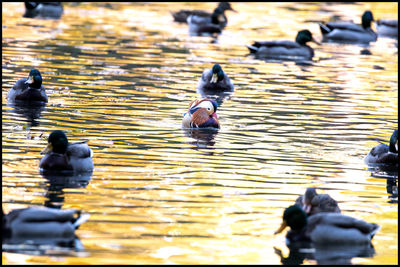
[210,64,225,83]
[182,98,219,129]
[296,30,321,45]
[218,2,236,12]
[25,69,43,89]
[41,130,69,155]
[362,11,374,29]
[211,7,226,25]
[302,188,318,214]
[389,129,398,153]
[275,205,307,235]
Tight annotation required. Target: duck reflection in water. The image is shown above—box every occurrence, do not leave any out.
[41,170,93,209]
[2,205,89,256]
[274,242,376,265]
[7,101,46,127]
[183,128,218,153]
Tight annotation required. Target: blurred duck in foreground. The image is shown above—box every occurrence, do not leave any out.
[197,64,234,97]
[2,206,89,239]
[246,30,320,61]
[40,130,94,173]
[295,188,341,216]
[187,7,228,36]
[275,205,380,245]
[319,10,377,44]
[182,98,220,129]
[7,69,48,103]
[172,2,235,27]
[364,129,398,166]
[376,19,398,38]
[23,2,63,19]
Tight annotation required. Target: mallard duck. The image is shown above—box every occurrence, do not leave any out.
[23,2,63,19]
[295,188,341,215]
[187,7,227,36]
[246,30,320,60]
[275,205,380,245]
[319,10,377,43]
[2,206,89,239]
[182,98,220,129]
[7,69,48,103]
[196,64,234,97]
[376,19,398,38]
[39,130,94,173]
[364,129,398,166]
[172,2,235,25]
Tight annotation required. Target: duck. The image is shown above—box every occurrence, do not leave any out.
[187,7,227,36]
[172,2,235,26]
[23,2,63,19]
[275,205,380,245]
[39,130,94,173]
[364,129,398,166]
[246,30,320,61]
[2,206,89,239]
[376,19,398,38]
[182,98,220,129]
[319,10,377,44]
[197,64,234,97]
[294,188,341,216]
[7,69,48,103]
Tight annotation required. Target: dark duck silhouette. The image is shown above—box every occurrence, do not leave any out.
[39,130,94,173]
[7,69,48,103]
[182,98,220,129]
[196,64,234,97]
[319,10,377,44]
[246,30,320,61]
[294,187,341,215]
[275,205,380,245]
[172,2,235,27]
[23,2,63,19]
[2,206,89,240]
[364,129,398,167]
[187,7,228,36]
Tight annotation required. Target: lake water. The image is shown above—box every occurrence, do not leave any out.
[2,2,398,265]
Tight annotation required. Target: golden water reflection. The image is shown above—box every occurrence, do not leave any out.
[2,2,398,265]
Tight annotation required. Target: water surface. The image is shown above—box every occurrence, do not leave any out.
[2,2,398,265]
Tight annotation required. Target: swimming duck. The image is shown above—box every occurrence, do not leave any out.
[319,10,377,43]
[23,2,63,19]
[275,205,380,245]
[7,69,48,103]
[376,19,398,38]
[187,7,226,36]
[172,2,235,26]
[197,64,234,97]
[2,206,89,239]
[295,188,341,215]
[182,98,220,129]
[246,30,320,61]
[364,129,398,166]
[39,130,94,173]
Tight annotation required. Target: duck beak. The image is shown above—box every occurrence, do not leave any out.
[312,37,321,45]
[211,73,218,83]
[40,143,53,154]
[274,220,287,235]
[25,75,34,84]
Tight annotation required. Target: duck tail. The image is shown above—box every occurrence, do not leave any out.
[370,224,381,239]
[246,44,259,53]
[319,23,331,34]
[73,212,90,229]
